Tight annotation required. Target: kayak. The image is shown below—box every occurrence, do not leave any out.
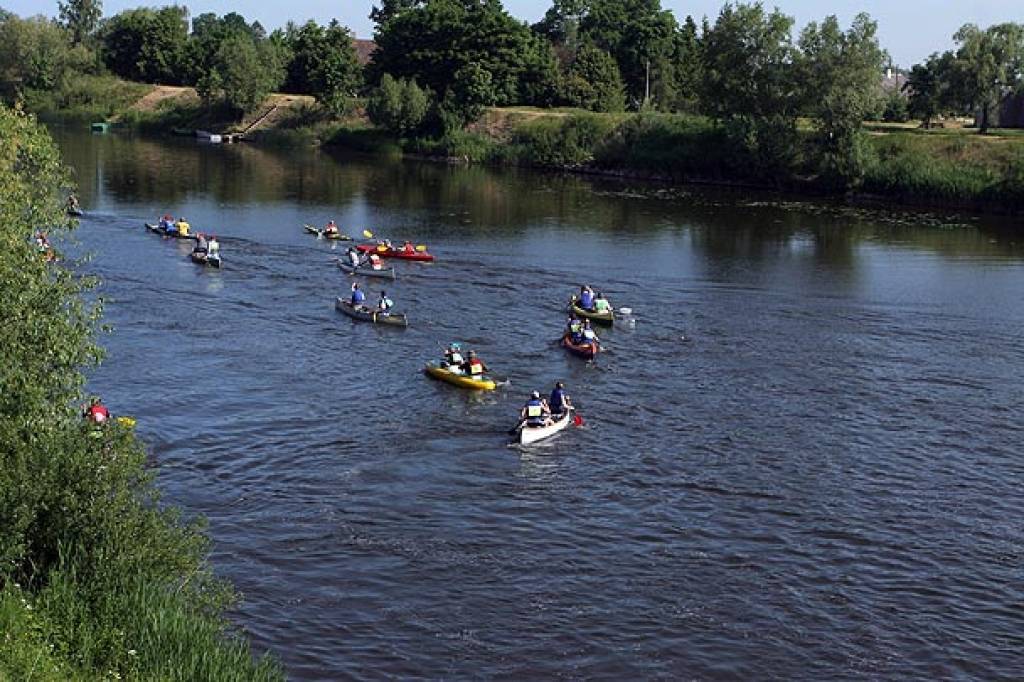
[337,259,397,280]
[424,363,496,391]
[569,296,614,325]
[305,224,352,240]
[561,333,599,360]
[356,244,435,262]
[191,250,222,268]
[518,408,575,445]
[145,223,197,240]
[335,298,408,327]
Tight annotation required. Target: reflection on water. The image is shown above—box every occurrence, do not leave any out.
[54,126,1024,680]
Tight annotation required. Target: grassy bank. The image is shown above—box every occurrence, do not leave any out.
[1,106,282,679]
[21,75,1024,214]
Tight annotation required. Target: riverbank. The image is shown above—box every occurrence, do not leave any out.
[1,105,281,680]
[33,80,1024,215]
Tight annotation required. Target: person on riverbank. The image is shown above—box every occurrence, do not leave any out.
[350,282,366,308]
[176,217,190,237]
[33,231,50,251]
[66,194,80,213]
[549,382,572,417]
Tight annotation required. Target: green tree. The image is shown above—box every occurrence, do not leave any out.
[701,3,799,178]
[372,0,557,107]
[561,43,624,112]
[904,51,956,127]
[441,62,495,128]
[948,23,1024,133]
[212,33,285,114]
[798,13,887,188]
[279,19,362,113]
[367,73,429,133]
[59,0,102,45]
[0,15,89,94]
[98,7,189,84]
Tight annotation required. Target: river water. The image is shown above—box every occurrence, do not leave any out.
[54,127,1024,679]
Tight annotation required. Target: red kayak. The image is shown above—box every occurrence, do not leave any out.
[561,333,599,360]
[356,244,435,262]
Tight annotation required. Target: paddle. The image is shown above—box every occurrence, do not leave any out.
[363,229,374,238]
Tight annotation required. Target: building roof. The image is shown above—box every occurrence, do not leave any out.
[353,39,376,66]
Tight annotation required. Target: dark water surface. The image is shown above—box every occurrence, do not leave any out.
[55,128,1024,679]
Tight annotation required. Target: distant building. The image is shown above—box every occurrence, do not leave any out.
[978,92,1024,128]
[880,67,908,97]
[353,39,376,66]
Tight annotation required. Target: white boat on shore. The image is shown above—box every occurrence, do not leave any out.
[195,130,222,144]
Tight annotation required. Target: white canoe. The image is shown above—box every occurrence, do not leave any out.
[518,408,574,445]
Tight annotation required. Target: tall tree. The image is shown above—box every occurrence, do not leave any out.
[948,23,1024,133]
[798,13,887,188]
[59,0,102,45]
[372,0,557,107]
[561,43,624,112]
[98,7,189,84]
[904,51,956,128]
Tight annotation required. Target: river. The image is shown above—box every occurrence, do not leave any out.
[54,127,1024,679]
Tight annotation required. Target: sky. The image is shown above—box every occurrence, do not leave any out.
[6,0,1023,67]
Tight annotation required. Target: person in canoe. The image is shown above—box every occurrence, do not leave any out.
[346,246,362,268]
[83,396,110,425]
[208,234,220,257]
[520,391,553,428]
[368,252,384,270]
[194,233,209,254]
[66,194,81,214]
[578,285,596,310]
[593,291,612,314]
[460,350,489,378]
[176,216,191,238]
[443,343,465,372]
[376,290,394,315]
[324,220,339,237]
[549,381,573,417]
[566,315,583,343]
[581,319,600,346]
[350,282,366,308]
[158,213,175,232]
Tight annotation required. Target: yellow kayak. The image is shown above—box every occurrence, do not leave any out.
[424,363,496,391]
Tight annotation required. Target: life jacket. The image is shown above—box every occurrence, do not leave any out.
[448,352,464,365]
[569,321,582,334]
[467,358,483,375]
[176,221,190,236]
[208,239,219,254]
[579,292,594,309]
[403,243,414,253]
[594,298,609,312]
[525,399,545,425]
[583,328,597,341]
[351,289,365,305]
[88,405,110,423]
[378,297,393,311]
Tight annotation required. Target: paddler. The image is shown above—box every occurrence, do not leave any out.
[159,213,174,232]
[368,252,383,270]
[194,233,209,254]
[460,350,488,377]
[581,319,600,346]
[443,343,465,372]
[347,246,362,268]
[324,220,339,236]
[579,285,595,310]
[350,282,366,308]
[566,315,583,342]
[376,290,394,315]
[520,391,552,428]
[83,396,110,425]
[208,235,220,256]
[593,291,611,314]
[401,240,415,254]
[176,216,190,238]
[549,381,573,417]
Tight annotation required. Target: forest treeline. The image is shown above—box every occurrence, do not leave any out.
[2,1,1024,195]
